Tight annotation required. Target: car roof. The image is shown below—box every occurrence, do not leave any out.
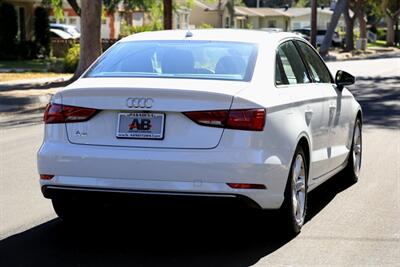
[50,28,73,39]
[120,29,299,45]
[50,23,76,29]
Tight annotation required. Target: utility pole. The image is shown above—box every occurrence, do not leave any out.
[311,0,317,47]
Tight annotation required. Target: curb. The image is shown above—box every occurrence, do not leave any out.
[0,94,52,112]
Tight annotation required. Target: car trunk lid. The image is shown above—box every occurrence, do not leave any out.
[61,78,248,149]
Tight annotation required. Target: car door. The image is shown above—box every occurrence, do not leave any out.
[275,40,328,182]
[295,40,351,174]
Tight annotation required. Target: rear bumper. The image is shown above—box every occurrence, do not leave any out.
[41,185,262,209]
[38,141,290,209]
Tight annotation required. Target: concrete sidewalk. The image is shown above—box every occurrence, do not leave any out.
[0,75,70,87]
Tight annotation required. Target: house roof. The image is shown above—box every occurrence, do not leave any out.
[193,0,229,11]
[279,7,334,17]
[234,7,292,17]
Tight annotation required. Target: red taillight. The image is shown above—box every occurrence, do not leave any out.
[40,174,54,180]
[184,109,265,131]
[227,183,266,189]
[44,103,99,124]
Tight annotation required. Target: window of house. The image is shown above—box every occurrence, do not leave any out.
[176,14,181,29]
[268,20,276,28]
[293,22,301,29]
[275,41,310,85]
[225,17,230,28]
[184,14,189,28]
[133,13,144,26]
[69,18,77,25]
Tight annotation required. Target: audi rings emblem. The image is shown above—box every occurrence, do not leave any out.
[126,97,154,109]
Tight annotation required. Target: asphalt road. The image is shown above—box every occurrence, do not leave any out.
[0,57,399,266]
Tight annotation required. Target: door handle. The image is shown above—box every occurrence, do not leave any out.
[305,107,313,122]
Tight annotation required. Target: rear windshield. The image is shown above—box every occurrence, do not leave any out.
[85,40,258,81]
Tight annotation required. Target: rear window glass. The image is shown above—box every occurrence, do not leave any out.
[85,40,258,81]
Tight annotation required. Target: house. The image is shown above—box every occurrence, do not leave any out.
[181,2,346,32]
[2,0,142,40]
[233,6,292,30]
[281,7,346,30]
[3,0,41,42]
[227,6,347,31]
[173,0,230,29]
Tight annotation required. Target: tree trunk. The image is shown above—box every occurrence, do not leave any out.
[320,0,348,57]
[109,12,116,39]
[217,0,223,28]
[310,0,317,47]
[344,9,355,51]
[163,0,172,30]
[73,0,102,80]
[386,14,395,46]
[358,12,367,39]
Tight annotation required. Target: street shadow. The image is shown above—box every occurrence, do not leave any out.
[0,172,353,267]
[306,172,354,222]
[348,76,400,129]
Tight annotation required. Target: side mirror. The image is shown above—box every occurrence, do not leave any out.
[335,70,355,90]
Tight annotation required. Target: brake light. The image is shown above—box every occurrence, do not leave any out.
[184,109,265,131]
[40,174,54,180]
[44,103,99,124]
[227,183,266,189]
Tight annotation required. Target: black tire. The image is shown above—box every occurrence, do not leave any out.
[342,118,362,184]
[280,146,308,235]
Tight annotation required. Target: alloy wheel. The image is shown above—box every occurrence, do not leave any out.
[291,154,306,225]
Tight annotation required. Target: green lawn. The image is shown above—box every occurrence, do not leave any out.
[0,59,50,72]
[368,40,400,49]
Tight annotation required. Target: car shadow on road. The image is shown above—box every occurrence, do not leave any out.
[349,75,400,129]
[0,173,353,267]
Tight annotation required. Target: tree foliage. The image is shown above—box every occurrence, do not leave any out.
[34,7,51,57]
[381,0,400,46]
[0,2,18,59]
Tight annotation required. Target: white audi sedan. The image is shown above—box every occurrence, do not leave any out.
[37,29,362,233]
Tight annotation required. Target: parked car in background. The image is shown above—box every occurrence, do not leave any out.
[50,28,75,39]
[293,28,342,47]
[50,23,80,39]
[260,28,284,33]
[38,29,362,234]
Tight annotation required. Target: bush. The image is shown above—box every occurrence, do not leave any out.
[119,20,163,38]
[198,23,213,29]
[34,7,51,57]
[64,44,79,73]
[0,2,18,60]
[376,28,387,41]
